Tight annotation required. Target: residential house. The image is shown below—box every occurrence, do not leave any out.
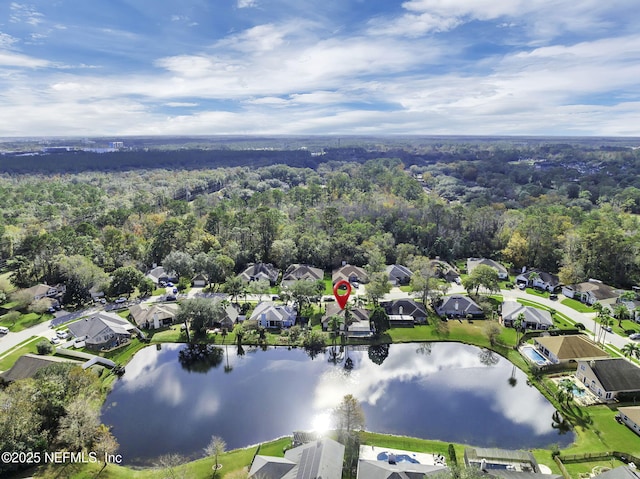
[250,302,296,329]
[240,263,280,285]
[357,458,447,479]
[0,354,79,384]
[191,273,208,287]
[381,299,428,324]
[332,264,369,285]
[23,283,64,301]
[430,259,460,283]
[67,311,136,351]
[385,264,413,286]
[617,406,640,437]
[534,335,608,365]
[217,303,240,330]
[515,269,561,292]
[435,295,484,319]
[467,258,509,280]
[617,296,640,323]
[249,437,344,479]
[593,466,640,479]
[281,264,324,287]
[129,303,179,329]
[502,302,553,330]
[464,447,543,474]
[576,358,640,401]
[322,303,372,338]
[145,266,175,285]
[562,279,620,307]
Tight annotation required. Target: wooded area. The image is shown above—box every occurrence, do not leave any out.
[0,139,639,297]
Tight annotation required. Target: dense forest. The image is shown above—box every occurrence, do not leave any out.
[0,138,639,296]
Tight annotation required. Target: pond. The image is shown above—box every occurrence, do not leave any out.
[101,342,573,465]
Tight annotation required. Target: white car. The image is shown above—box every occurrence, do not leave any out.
[0,326,9,334]
[50,336,61,344]
[629,333,640,340]
[56,330,69,339]
[115,297,127,304]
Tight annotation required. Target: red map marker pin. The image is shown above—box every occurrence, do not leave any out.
[333,279,352,310]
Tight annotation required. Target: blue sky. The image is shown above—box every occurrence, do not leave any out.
[1,0,639,137]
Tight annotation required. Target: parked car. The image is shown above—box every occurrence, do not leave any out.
[629,333,640,340]
[518,283,526,290]
[0,326,9,334]
[173,287,178,294]
[56,330,69,339]
[549,294,558,300]
[115,297,127,304]
[166,294,177,301]
[603,325,613,333]
[50,337,61,344]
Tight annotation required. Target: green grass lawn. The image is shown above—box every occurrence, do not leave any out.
[0,335,41,371]
[561,298,594,313]
[0,311,51,332]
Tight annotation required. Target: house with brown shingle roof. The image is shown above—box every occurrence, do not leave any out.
[533,335,608,365]
[617,406,640,437]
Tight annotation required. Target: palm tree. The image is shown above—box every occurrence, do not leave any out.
[514,313,525,347]
[559,379,575,407]
[613,303,630,328]
[622,342,640,360]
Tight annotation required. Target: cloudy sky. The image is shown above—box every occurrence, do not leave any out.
[1,0,639,137]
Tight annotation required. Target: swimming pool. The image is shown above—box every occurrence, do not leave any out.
[522,346,548,365]
[377,452,420,464]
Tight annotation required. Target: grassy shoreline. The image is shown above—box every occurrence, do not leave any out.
[7,297,640,478]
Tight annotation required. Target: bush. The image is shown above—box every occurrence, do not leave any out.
[625,329,638,336]
[36,339,53,355]
[574,322,586,330]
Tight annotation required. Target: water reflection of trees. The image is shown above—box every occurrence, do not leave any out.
[478,348,500,366]
[178,344,224,373]
[551,411,572,434]
[416,343,432,356]
[368,344,389,366]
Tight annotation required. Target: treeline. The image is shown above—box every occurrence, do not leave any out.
[0,150,639,295]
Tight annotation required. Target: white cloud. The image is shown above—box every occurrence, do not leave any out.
[0,32,18,49]
[10,2,45,26]
[237,0,258,8]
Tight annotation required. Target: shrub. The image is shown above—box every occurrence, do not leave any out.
[36,339,53,355]
[625,329,638,336]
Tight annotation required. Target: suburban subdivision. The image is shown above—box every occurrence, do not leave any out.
[0,137,640,479]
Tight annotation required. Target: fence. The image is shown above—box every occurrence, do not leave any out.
[559,451,640,465]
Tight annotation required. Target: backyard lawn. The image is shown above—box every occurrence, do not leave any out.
[0,311,51,332]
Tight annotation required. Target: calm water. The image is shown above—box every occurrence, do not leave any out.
[101,342,573,465]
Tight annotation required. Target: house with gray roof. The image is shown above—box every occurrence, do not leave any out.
[357,458,447,479]
[67,311,136,351]
[593,466,640,479]
[562,279,620,306]
[249,437,344,479]
[250,301,296,329]
[322,303,371,338]
[381,299,428,324]
[429,259,460,283]
[502,302,553,330]
[576,358,640,401]
[240,263,280,285]
[464,447,542,474]
[282,264,324,286]
[332,264,369,285]
[515,269,561,292]
[129,303,179,329]
[467,258,508,280]
[435,295,484,319]
[386,264,413,286]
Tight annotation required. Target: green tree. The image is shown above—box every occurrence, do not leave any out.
[333,394,365,479]
[463,264,500,296]
[109,266,144,297]
[370,307,390,337]
[484,322,502,346]
[163,250,195,279]
[176,298,226,337]
[613,303,630,328]
[222,276,245,304]
[57,397,100,451]
[138,277,155,297]
[366,271,391,305]
[514,313,525,346]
